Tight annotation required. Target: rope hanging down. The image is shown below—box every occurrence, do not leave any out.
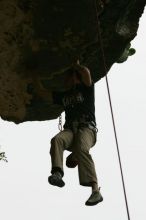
[94,1,131,220]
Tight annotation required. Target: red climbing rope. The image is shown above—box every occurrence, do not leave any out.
[94,1,131,220]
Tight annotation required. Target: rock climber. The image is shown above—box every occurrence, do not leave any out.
[48,59,103,206]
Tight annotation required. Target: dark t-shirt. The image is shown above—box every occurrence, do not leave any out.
[53,83,96,124]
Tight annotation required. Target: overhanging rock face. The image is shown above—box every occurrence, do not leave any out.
[0,0,146,123]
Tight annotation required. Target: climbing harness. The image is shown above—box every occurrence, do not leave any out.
[94,1,131,220]
[58,114,63,131]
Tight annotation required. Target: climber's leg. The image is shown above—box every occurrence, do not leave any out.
[73,127,97,187]
[50,129,73,175]
[72,127,103,205]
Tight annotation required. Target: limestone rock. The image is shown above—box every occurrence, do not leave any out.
[0,0,146,123]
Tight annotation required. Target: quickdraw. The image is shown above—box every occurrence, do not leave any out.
[58,114,63,131]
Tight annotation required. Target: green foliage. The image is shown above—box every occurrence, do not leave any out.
[0,151,8,162]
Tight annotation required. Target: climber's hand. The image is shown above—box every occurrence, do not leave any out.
[72,60,92,87]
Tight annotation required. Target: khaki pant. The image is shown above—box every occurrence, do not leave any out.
[50,127,98,187]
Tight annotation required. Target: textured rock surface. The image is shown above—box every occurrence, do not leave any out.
[0,0,146,123]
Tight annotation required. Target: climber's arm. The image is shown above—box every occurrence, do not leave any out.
[73,60,92,87]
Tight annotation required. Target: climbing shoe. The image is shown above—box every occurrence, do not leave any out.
[85,190,103,206]
[48,172,65,188]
